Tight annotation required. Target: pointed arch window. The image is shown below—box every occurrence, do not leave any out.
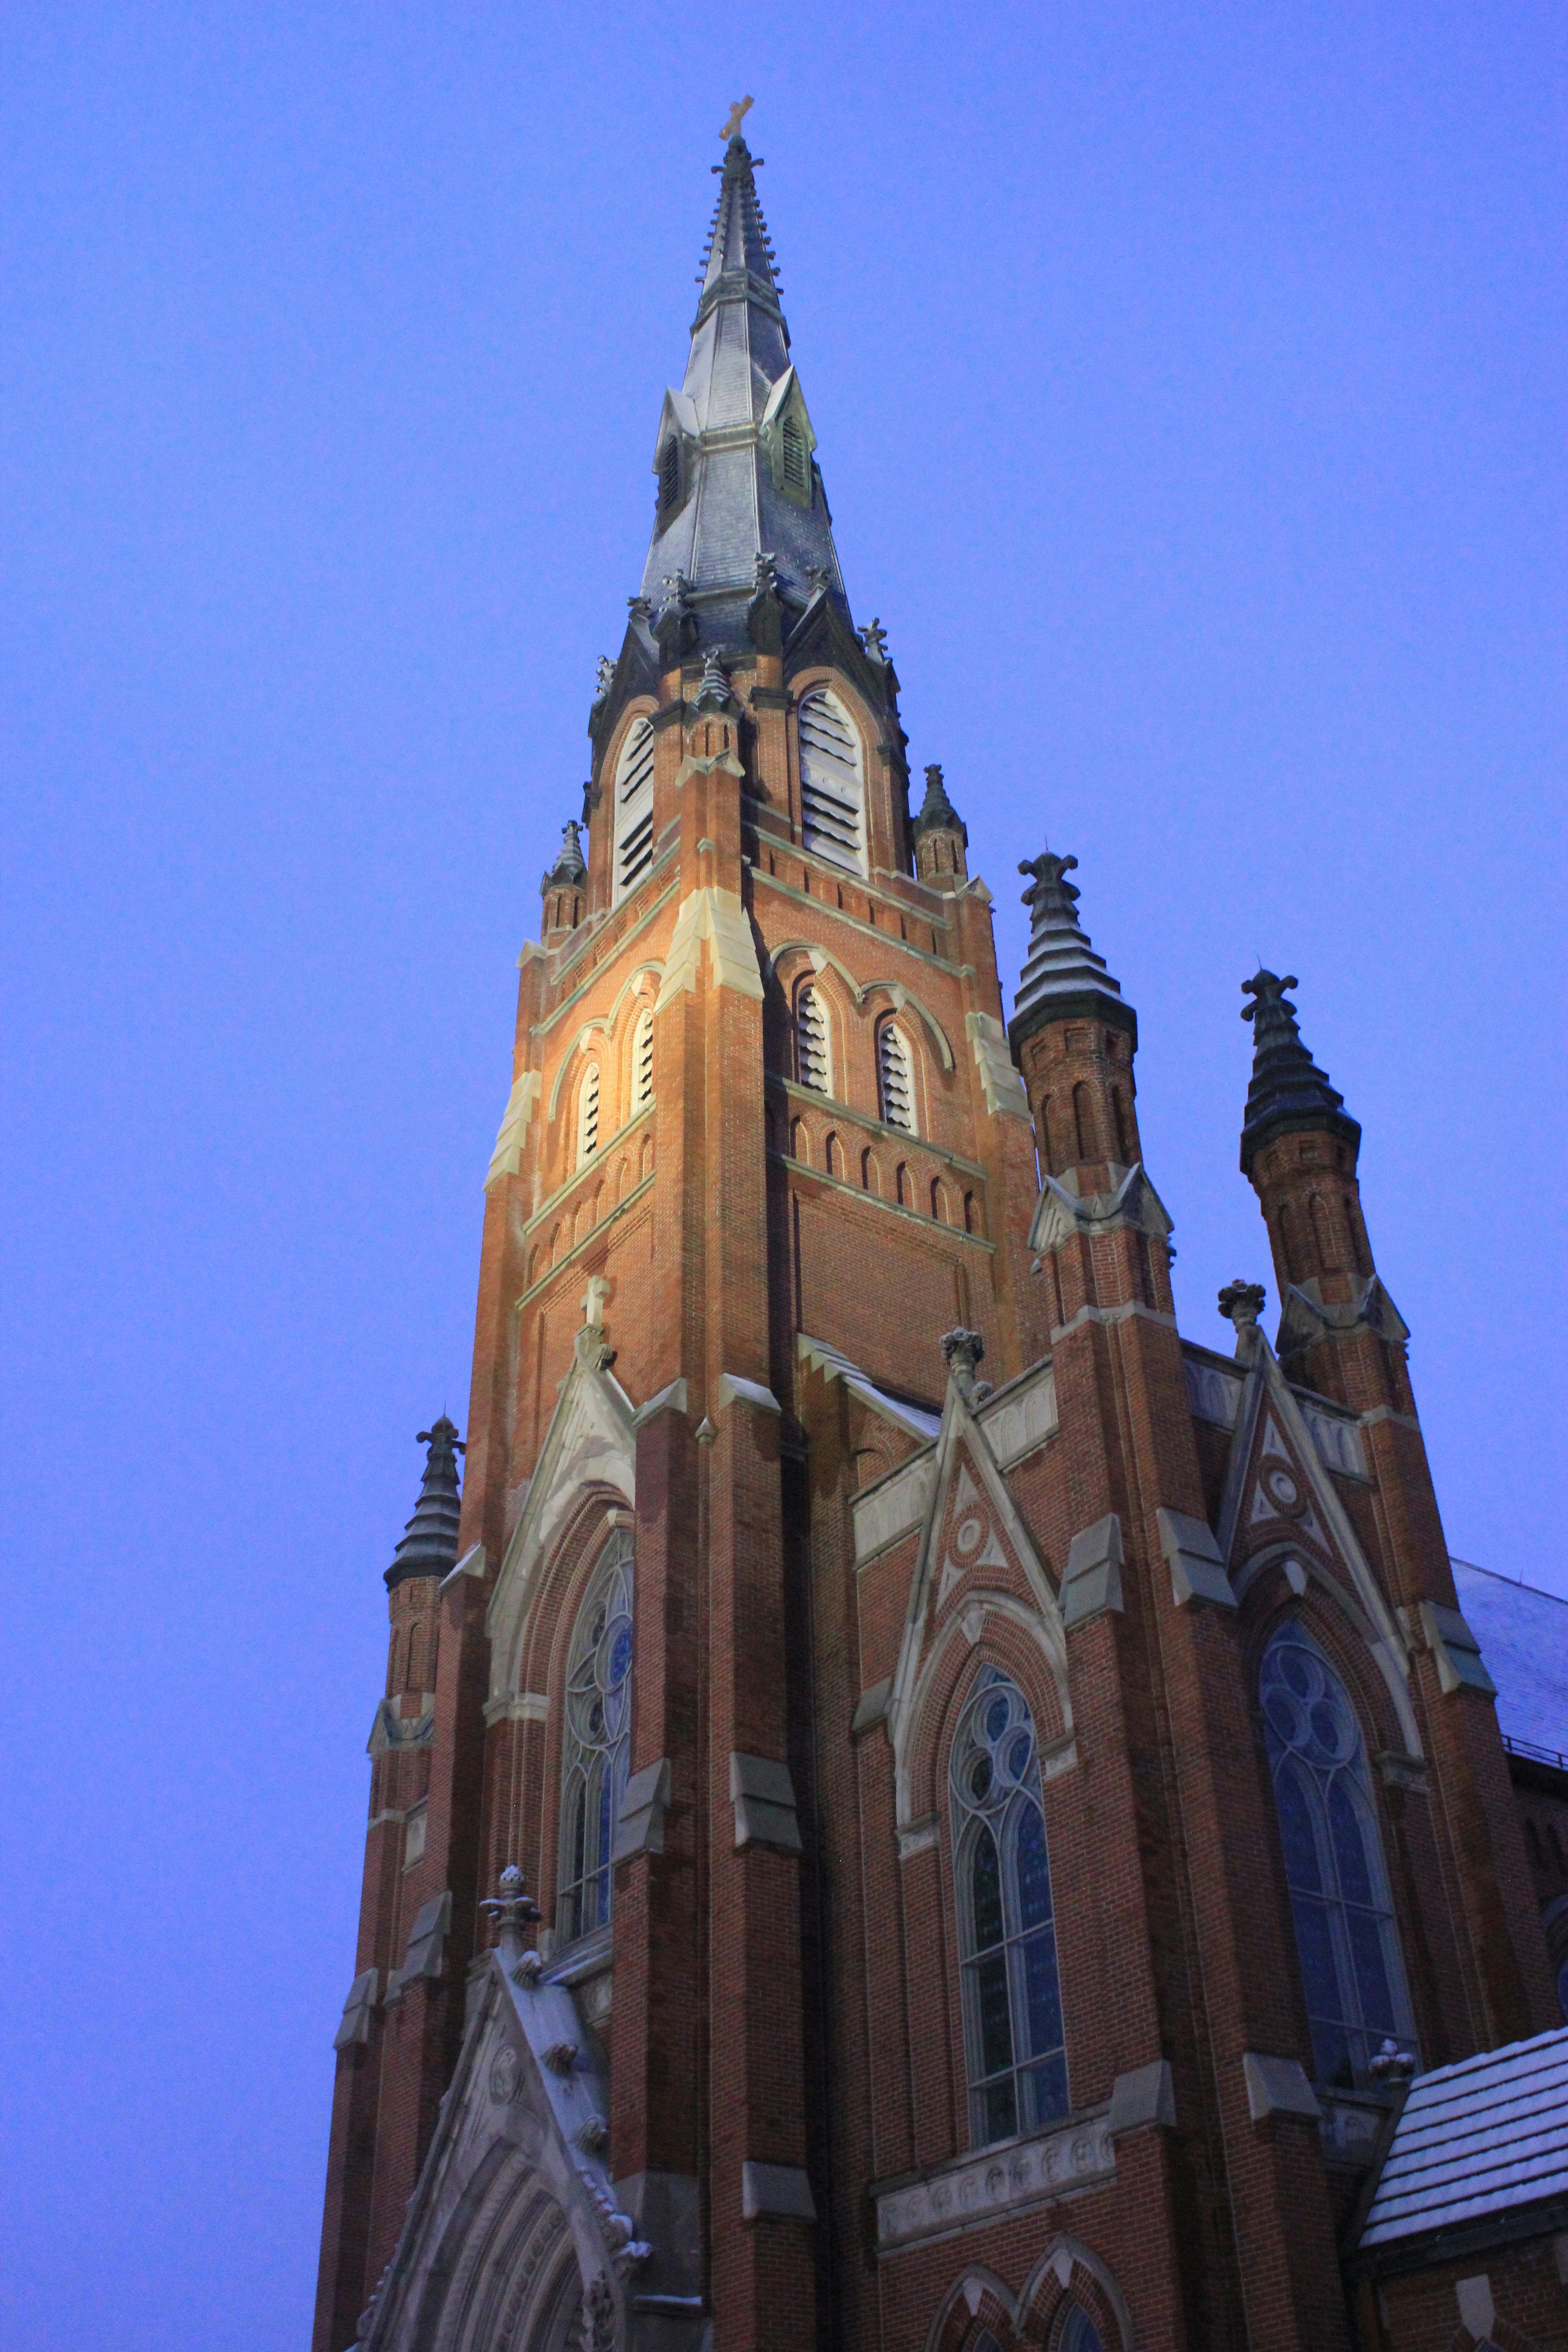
[877,1018,915,1133]
[798,687,866,874]
[577,1062,600,1167]
[558,1535,634,1944]
[950,1667,1068,2146]
[630,1004,654,1115]
[1060,2311,1106,2352]
[1261,1622,1416,2087]
[795,983,831,1095]
[613,718,656,903]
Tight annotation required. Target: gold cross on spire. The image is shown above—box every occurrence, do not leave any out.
[721,96,753,142]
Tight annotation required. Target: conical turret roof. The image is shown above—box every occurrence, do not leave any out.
[1008,850,1134,1053]
[639,117,847,641]
[1239,970,1360,1175]
[912,764,967,845]
[384,1417,464,1589]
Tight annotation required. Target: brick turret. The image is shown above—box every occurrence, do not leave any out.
[1239,968,1406,1412]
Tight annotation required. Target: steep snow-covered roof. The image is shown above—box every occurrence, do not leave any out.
[1358,2026,1568,2251]
[1451,1558,1568,1760]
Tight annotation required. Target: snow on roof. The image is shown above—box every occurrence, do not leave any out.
[1358,2026,1568,2251]
[1451,1559,1568,1761]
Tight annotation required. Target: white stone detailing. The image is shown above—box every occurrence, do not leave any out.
[654,885,764,1007]
[1185,1355,1243,1428]
[485,1070,541,1188]
[1029,1161,1174,1258]
[976,1364,1058,1466]
[1156,1507,1237,1610]
[1302,1404,1367,1478]
[713,1371,780,1416]
[875,2110,1115,2249]
[852,1451,939,1564]
[966,1012,1031,1120]
[1242,2051,1322,2123]
[741,2161,816,2222]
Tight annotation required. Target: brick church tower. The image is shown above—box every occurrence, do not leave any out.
[312,116,1559,2352]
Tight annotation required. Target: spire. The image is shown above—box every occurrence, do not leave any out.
[912,764,967,847]
[384,1417,464,1590]
[1008,850,1134,1054]
[641,110,847,639]
[1239,970,1360,1177]
[541,820,587,894]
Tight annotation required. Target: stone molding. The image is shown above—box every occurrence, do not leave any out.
[1062,1512,1125,1630]
[1156,1507,1237,1611]
[1242,2051,1322,2123]
[485,1069,541,1189]
[613,1758,672,1862]
[333,1968,379,2051]
[654,885,764,1007]
[1106,2059,1175,2136]
[730,1753,802,1854]
[965,1011,1031,1120]
[874,2106,1115,2251]
[740,2161,816,2222]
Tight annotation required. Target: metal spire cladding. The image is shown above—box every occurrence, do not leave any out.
[1009,850,1133,1053]
[639,119,847,637]
[384,1417,465,1589]
[1239,969,1360,1175]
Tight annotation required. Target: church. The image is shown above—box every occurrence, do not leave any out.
[311,114,1568,2352]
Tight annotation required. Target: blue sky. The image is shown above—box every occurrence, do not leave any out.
[2,6,1563,2345]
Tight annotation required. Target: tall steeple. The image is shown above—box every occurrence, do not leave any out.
[639,115,847,641]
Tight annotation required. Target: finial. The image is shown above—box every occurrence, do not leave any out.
[720,96,754,143]
[1019,850,1080,911]
[1369,2038,1416,2085]
[583,1275,611,1327]
[804,562,832,596]
[860,617,888,660]
[693,650,733,713]
[480,1861,540,1967]
[1240,968,1300,1023]
[940,1327,987,1400]
[1218,1280,1266,1330]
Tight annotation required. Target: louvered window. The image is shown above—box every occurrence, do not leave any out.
[798,688,865,874]
[782,415,808,496]
[878,1020,914,1133]
[631,1006,654,1114]
[796,985,831,1094]
[659,436,681,513]
[613,718,656,903]
[577,1062,600,1167]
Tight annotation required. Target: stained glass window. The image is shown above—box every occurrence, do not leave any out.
[557,1535,634,1944]
[949,1667,1069,2146]
[1260,1621,1415,2087]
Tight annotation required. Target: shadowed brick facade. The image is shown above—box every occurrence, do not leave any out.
[311,121,1564,2352]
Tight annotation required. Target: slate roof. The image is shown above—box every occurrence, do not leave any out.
[1451,1558,1568,1763]
[1357,2027,1568,2251]
[639,132,846,633]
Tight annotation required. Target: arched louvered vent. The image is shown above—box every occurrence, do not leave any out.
[878,1020,914,1133]
[659,436,681,513]
[577,1062,600,1167]
[631,1005,654,1114]
[613,719,656,903]
[782,415,808,496]
[798,688,865,874]
[796,985,831,1094]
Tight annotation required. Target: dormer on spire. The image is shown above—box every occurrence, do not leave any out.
[384,1417,465,1590]
[1239,969,1360,1178]
[911,763,968,884]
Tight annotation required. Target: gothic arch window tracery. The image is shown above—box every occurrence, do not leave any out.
[797,687,866,874]
[557,1534,634,1946]
[1260,1620,1415,2087]
[949,1666,1069,2146]
[612,717,656,903]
